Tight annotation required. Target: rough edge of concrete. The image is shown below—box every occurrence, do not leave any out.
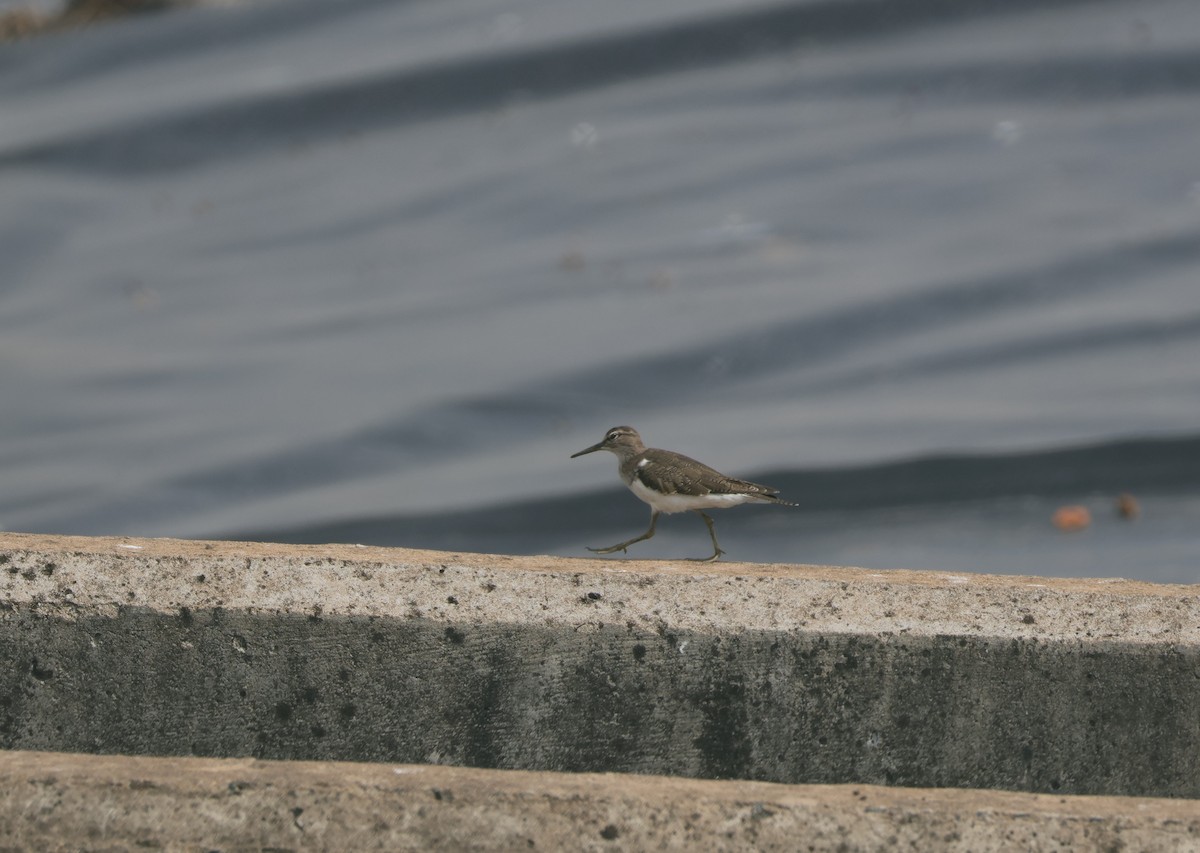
[2,532,1197,644]
[7,748,1200,853]
[2,749,1199,852]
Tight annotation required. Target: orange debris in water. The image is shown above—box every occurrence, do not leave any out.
[1052,505,1091,531]
[1115,493,1140,519]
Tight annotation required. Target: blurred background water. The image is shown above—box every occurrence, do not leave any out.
[2,0,1198,580]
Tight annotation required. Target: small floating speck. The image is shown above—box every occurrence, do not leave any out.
[697,212,772,246]
[991,119,1023,145]
[558,249,586,271]
[1115,493,1140,520]
[570,121,598,149]
[1053,505,1091,531]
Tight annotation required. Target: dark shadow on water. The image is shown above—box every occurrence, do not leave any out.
[1,0,1151,174]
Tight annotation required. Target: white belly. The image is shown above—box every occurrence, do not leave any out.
[628,477,754,514]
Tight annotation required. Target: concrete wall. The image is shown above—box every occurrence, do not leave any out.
[2,533,1199,795]
[1,532,1199,847]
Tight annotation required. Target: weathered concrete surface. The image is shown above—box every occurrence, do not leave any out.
[1,533,1199,799]
[2,749,1199,852]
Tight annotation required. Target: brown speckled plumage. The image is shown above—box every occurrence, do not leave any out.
[570,426,795,561]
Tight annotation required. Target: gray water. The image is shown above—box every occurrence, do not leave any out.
[3,0,1199,580]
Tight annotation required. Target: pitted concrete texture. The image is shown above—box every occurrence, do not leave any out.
[3,750,1199,852]
[1,533,1199,798]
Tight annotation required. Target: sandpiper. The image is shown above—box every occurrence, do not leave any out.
[570,425,795,561]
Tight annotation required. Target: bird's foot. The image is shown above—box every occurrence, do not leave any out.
[587,544,628,555]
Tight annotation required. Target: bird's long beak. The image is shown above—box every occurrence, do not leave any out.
[570,441,605,458]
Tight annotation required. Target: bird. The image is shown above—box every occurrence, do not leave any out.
[570,425,795,561]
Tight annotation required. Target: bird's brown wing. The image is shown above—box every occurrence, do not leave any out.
[638,449,781,498]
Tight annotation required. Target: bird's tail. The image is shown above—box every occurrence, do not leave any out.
[727,478,799,507]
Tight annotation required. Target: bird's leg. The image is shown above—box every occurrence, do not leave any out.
[694,511,726,562]
[589,510,659,555]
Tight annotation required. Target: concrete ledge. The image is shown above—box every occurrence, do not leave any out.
[3,749,1199,852]
[1,533,1199,799]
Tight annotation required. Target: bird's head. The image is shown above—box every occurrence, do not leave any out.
[570,425,645,460]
